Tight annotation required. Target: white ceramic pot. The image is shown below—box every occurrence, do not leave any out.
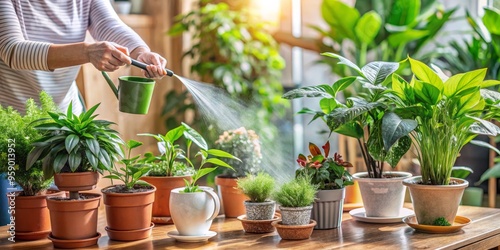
[353,171,412,217]
[169,186,220,236]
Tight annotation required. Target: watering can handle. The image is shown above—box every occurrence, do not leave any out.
[101,71,119,99]
[131,58,174,77]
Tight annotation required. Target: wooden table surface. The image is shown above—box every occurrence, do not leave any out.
[2,204,500,250]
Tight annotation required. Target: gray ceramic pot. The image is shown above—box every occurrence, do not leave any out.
[244,200,276,220]
[279,205,313,225]
[311,188,345,229]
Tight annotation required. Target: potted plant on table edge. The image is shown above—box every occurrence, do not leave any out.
[101,139,155,241]
[214,127,262,218]
[283,53,415,218]
[397,57,500,226]
[271,176,318,240]
[0,92,65,241]
[26,102,123,248]
[236,172,279,233]
[296,141,353,229]
[139,123,198,224]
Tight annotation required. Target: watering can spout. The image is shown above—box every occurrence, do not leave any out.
[101,71,119,98]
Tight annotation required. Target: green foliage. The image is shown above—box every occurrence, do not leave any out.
[148,161,194,177]
[165,1,287,138]
[432,217,451,226]
[433,7,500,81]
[215,127,262,177]
[273,176,318,208]
[451,166,473,179]
[103,140,152,190]
[394,57,500,185]
[469,140,500,185]
[283,53,416,178]
[0,92,57,196]
[295,141,354,190]
[236,172,275,202]
[26,103,124,179]
[316,0,455,79]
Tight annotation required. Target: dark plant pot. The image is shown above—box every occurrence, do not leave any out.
[311,189,344,229]
[244,200,275,220]
[403,176,468,226]
[102,185,156,241]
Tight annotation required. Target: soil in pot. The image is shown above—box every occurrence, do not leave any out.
[272,220,316,240]
[13,190,65,241]
[216,176,248,218]
[102,184,156,232]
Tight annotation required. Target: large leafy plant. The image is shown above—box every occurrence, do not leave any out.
[392,57,500,185]
[0,92,58,196]
[283,53,417,178]
[433,7,500,81]
[316,0,454,79]
[26,103,124,179]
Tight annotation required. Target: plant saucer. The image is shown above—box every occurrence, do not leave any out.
[48,232,101,248]
[167,230,217,243]
[403,215,471,234]
[15,230,51,241]
[349,207,414,223]
[237,214,281,233]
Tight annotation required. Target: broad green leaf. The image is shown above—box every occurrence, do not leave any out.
[443,69,486,97]
[165,125,185,143]
[361,61,399,85]
[451,166,473,179]
[182,122,207,150]
[477,163,500,184]
[207,149,238,159]
[385,136,412,167]
[65,134,80,153]
[481,80,500,88]
[26,146,48,170]
[86,138,100,156]
[414,80,441,105]
[205,158,234,169]
[354,11,382,44]
[409,57,443,90]
[387,0,420,26]
[482,7,500,35]
[481,89,500,103]
[99,150,112,168]
[194,167,219,180]
[331,76,357,94]
[85,150,98,169]
[321,0,360,41]
[320,98,337,113]
[326,102,383,130]
[456,91,483,117]
[391,74,409,100]
[321,52,364,76]
[68,153,82,172]
[282,85,334,99]
[469,117,500,136]
[79,103,100,122]
[334,123,364,139]
[381,112,417,151]
[387,29,429,47]
[126,139,143,150]
[53,153,68,173]
[470,139,500,155]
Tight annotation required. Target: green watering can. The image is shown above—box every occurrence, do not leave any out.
[101,59,174,115]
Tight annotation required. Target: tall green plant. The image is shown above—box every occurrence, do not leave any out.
[0,92,58,196]
[283,53,416,178]
[392,57,500,185]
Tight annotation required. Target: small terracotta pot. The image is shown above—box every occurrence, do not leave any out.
[47,193,101,240]
[12,191,65,240]
[272,220,316,240]
[54,172,99,192]
[102,185,156,232]
[140,175,191,220]
[215,176,248,218]
[238,214,280,233]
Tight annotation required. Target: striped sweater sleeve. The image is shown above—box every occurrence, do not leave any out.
[0,1,52,71]
[88,0,149,53]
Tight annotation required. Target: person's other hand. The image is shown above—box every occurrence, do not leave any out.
[136,52,167,79]
[86,42,131,71]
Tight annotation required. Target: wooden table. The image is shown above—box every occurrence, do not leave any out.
[2,205,500,250]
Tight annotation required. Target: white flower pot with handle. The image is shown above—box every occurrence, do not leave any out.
[169,186,220,236]
[353,171,412,217]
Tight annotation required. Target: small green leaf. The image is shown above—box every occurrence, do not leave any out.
[165,125,185,143]
[182,123,208,150]
[206,149,238,159]
[65,134,80,153]
[205,158,234,170]
[126,139,143,150]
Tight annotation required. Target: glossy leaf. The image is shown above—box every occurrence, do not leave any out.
[385,136,412,168]
[408,57,443,89]
[334,123,364,139]
[381,112,417,152]
[321,52,364,76]
[321,0,360,41]
[443,69,486,97]
[165,125,185,143]
[326,102,383,131]
[331,76,358,94]
[482,7,500,35]
[282,85,335,99]
[414,80,441,105]
[309,143,322,156]
[65,134,79,153]
[361,61,399,85]
[182,122,207,150]
[387,29,429,47]
[355,11,382,44]
[387,0,420,26]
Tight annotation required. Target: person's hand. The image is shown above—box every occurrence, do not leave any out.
[136,51,167,79]
[86,42,131,71]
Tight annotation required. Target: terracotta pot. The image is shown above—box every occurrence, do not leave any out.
[12,191,65,240]
[311,189,344,229]
[47,193,101,240]
[140,175,191,220]
[344,180,363,204]
[353,171,412,217]
[54,172,99,192]
[237,214,280,233]
[102,185,156,233]
[403,176,468,225]
[272,220,316,240]
[215,176,248,217]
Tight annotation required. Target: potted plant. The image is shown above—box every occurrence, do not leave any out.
[283,53,415,218]
[214,127,262,217]
[236,172,278,233]
[139,123,198,224]
[101,139,155,241]
[296,141,353,229]
[394,57,500,226]
[169,129,239,240]
[26,102,123,248]
[0,92,65,241]
[271,176,318,240]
